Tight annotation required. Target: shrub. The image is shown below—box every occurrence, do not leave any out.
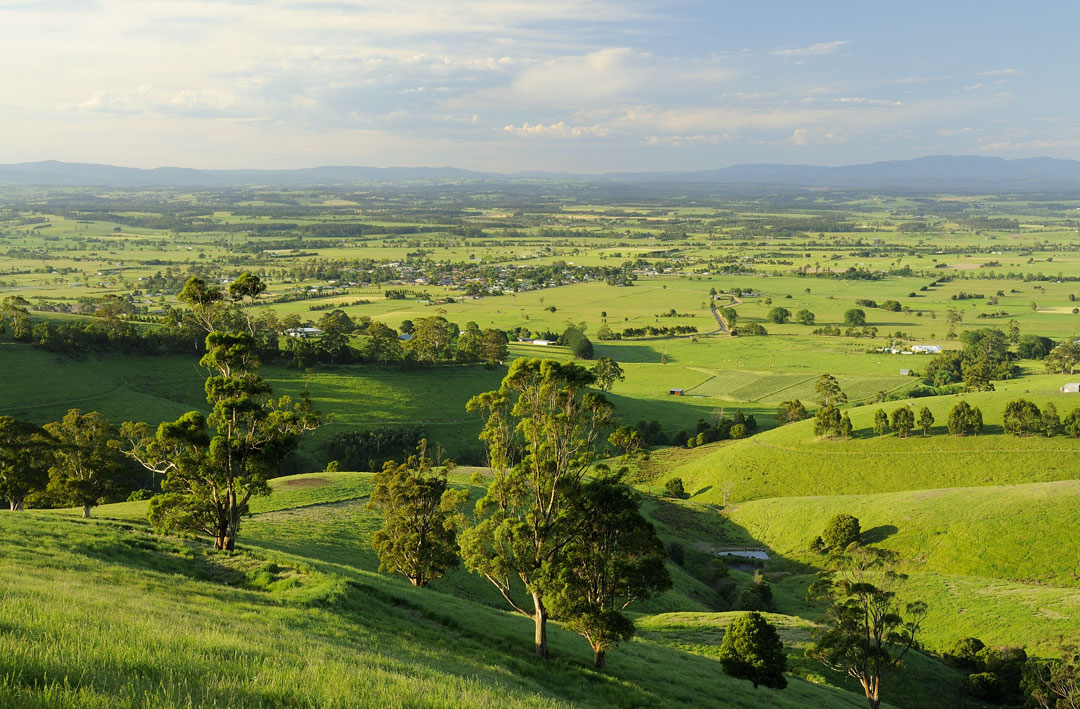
[822,513,860,550]
[729,423,748,439]
[945,637,986,671]
[664,477,686,498]
[963,672,1000,702]
[718,612,788,690]
[767,307,791,324]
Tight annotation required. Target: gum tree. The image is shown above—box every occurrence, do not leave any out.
[460,358,616,659]
[808,547,928,709]
[123,332,320,549]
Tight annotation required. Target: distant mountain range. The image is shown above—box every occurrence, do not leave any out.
[3,155,1080,190]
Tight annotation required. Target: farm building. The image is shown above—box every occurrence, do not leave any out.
[669,388,684,396]
[530,339,553,346]
[899,369,911,376]
[285,327,323,339]
[1061,383,1080,393]
[911,345,943,354]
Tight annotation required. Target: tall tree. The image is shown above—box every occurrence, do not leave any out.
[890,407,914,439]
[228,272,267,336]
[1042,402,1061,437]
[546,478,670,669]
[917,407,935,437]
[480,328,510,365]
[777,399,808,425]
[873,409,890,437]
[1046,342,1080,375]
[459,358,616,658]
[369,442,468,587]
[719,611,788,690]
[815,374,848,407]
[45,409,124,518]
[808,547,928,709]
[0,417,53,510]
[123,332,320,549]
[177,276,226,333]
[1003,399,1042,437]
[590,357,625,392]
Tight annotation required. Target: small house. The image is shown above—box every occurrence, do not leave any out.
[669,388,684,396]
[899,369,911,376]
[911,345,943,354]
[531,339,553,346]
[1062,383,1080,393]
[286,327,323,339]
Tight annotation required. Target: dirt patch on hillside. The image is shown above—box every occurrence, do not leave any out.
[280,476,331,488]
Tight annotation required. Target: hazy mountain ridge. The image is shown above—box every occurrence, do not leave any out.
[2,156,1080,189]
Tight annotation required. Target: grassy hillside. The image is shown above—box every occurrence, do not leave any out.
[724,480,1080,586]
[655,377,1080,503]
[1,474,901,709]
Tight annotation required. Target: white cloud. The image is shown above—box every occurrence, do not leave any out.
[771,40,851,57]
[976,68,1017,77]
[503,121,608,138]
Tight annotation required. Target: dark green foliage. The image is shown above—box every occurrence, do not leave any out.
[664,477,686,498]
[807,547,928,709]
[1065,408,1080,438]
[844,308,866,326]
[796,309,816,325]
[733,323,768,336]
[1017,335,1055,359]
[767,307,791,324]
[813,404,843,438]
[945,637,985,671]
[838,412,853,439]
[323,427,428,472]
[609,426,645,458]
[547,479,671,669]
[123,332,321,549]
[890,406,915,438]
[917,407,934,437]
[1042,402,1060,437]
[45,409,125,518]
[369,444,468,588]
[1046,341,1080,375]
[559,325,594,359]
[947,401,983,436]
[718,612,788,690]
[590,356,625,391]
[777,399,808,425]
[1003,399,1042,437]
[460,358,616,659]
[873,409,889,436]
[0,416,53,510]
[822,513,860,551]
[815,374,847,407]
[1026,645,1080,709]
[963,672,1000,702]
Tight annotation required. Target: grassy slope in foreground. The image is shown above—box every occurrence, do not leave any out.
[658,378,1080,503]
[2,474,880,709]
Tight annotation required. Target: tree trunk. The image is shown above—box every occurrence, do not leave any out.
[531,590,549,659]
[82,505,92,518]
[8,499,23,511]
[593,648,606,669]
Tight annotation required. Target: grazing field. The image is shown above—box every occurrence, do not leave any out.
[5,184,1080,707]
[3,474,899,709]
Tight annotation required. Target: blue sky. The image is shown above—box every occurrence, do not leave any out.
[0,0,1077,171]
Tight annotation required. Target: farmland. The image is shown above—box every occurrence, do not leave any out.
[2,182,1080,708]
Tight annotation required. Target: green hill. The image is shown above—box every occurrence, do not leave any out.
[0,472,974,708]
[655,379,1080,503]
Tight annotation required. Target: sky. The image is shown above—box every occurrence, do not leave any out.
[1,0,1078,172]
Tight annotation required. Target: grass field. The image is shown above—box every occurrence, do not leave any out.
[1,473,912,709]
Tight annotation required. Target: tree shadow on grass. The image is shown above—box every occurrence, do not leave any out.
[860,524,899,545]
